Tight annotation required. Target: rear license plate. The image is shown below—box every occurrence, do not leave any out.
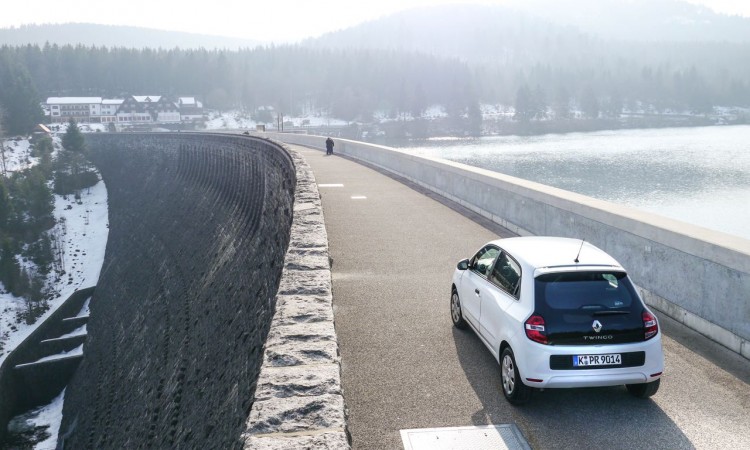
[573,353,621,367]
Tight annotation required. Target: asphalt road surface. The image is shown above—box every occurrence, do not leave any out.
[293,144,750,450]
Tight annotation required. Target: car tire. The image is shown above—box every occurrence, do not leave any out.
[626,379,660,398]
[500,347,532,405]
[450,289,468,329]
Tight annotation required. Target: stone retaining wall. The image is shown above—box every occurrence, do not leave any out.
[0,287,94,444]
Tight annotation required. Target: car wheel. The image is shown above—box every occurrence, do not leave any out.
[626,379,660,398]
[500,347,532,405]
[451,289,468,329]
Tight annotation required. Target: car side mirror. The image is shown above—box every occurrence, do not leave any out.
[457,258,470,271]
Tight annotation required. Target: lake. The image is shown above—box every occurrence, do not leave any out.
[397,125,750,241]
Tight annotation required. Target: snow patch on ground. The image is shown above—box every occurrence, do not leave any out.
[1,138,38,172]
[2,136,107,447]
[203,110,349,130]
[18,344,83,366]
[5,389,66,450]
[54,324,87,340]
[27,389,65,450]
[0,179,108,366]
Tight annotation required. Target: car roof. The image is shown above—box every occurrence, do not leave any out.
[489,236,624,273]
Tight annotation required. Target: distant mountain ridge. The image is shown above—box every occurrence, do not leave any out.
[2,0,748,51]
[513,0,750,43]
[304,0,750,59]
[0,23,263,49]
[300,1,750,73]
[303,4,585,65]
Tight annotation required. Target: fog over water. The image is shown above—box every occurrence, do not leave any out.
[399,125,750,240]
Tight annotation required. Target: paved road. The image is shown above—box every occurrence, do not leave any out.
[293,144,750,450]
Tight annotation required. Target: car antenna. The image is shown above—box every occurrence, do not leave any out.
[574,239,585,263]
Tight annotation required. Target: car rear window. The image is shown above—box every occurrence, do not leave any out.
[534,271,637,311]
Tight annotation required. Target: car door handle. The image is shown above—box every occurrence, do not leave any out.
[474,289,480,295]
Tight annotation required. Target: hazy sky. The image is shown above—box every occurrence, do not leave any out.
[2,0,749,42]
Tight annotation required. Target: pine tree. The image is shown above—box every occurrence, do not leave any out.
[62,118,86,153]
[0,178,11,229]
[0,58,44,135]
[580,87,600,119]
[0,238,22,295]
[514,84,534,122]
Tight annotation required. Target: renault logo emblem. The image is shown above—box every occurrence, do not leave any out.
[592,320,603,333]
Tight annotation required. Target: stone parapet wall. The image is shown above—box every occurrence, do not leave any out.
[243,142,349,449]
[58,133,296,449]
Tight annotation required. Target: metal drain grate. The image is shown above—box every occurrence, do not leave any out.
[400,424,531,450]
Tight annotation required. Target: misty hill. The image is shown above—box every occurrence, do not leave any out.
[514,0,750,43]
[1,0,749,137]
[305,0,750,63]
[0,23,263,49]
[304,4,592,66]
[302,1,750,109]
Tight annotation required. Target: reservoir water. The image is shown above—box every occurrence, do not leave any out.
[397,125,750,241]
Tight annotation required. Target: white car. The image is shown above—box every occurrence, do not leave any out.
[451,236,664,404]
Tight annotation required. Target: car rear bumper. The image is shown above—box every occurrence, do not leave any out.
[515,334,664,389]
[535,372,648,388]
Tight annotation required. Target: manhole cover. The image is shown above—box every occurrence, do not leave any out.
[400,424,531,450]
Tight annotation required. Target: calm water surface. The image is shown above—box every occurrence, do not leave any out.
[397,126,750,240]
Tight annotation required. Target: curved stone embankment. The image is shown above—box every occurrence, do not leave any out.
[58,133,295,449]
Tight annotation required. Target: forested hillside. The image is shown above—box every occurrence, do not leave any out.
[0,23,261,50]
[307,4,750,110]
[1,2,749,136]
[0,44,476,124]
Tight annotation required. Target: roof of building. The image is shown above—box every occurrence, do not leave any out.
[47,97,103,104]
[132,96,162,103]
[102,99,124,105]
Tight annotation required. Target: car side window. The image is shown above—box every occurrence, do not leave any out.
[490,252,522,298]
[470,246,500,278]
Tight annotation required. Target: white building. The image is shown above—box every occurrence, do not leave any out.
[100,99,124,123]
[46,95,204,125]
[178,97,205,122]
[46,97,103,123]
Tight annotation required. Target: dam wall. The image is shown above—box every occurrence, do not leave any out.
[58,133,296,449]
[264,133,750,359]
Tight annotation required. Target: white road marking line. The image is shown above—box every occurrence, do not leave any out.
[318,183,344,187]
[351,196,367,199]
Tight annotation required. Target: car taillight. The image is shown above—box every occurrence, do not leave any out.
[525,315,548,344]
[643,311,658,340]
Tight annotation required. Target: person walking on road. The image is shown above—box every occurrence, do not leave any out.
[326,137,334,155]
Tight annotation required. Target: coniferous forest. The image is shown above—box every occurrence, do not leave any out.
[1,3,750,136]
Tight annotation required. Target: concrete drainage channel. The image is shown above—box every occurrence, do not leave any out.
[243,143,350,449]
[401,425,531,450]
